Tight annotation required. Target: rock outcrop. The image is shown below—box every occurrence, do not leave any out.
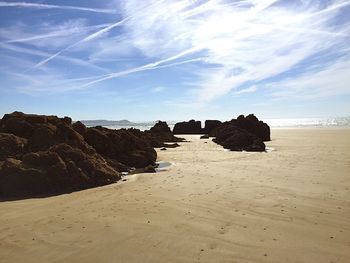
[173,120,202,134]
[0,112,159,198]
[209,114,270,152]
[0,144,120,197]
[83,126,157,168]
[203,120,222,134]
[212,124,265,151]
[235,114,270,141]
[0,133,27,161]
[145,121,184,147]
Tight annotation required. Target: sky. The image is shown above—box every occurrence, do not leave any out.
[0,0,350,121]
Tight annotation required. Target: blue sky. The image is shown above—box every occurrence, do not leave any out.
[0,0,350,121]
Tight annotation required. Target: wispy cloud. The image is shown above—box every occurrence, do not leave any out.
[0,43,109,73]
[267,56,350,100]
[1,0,350,108]
[1,23,112,45]
[234,86,257,95]
[25,1,167,70]
[27,18,128,70]
[116,0,350,103]
[0,1,117,14]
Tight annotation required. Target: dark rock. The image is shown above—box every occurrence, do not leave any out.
[149,121,172,134]
[84,127,157,168]
[200,135,209,139]
[0,143,120,198]
[143,165,156,173]
[27,125,56,151]
[209,114,270,142]
[105,158,129,173]
[210,115,268,152]
[160,148,167,151]
[235,114,270,141]
[173,120,202,134]
[63,116,72,125]
[0,114,34,138]
[145,121,184,147]
[0,112,95,154]
[72,121,87,135]
[0,112,164,198]
[163,143,180,148]
[213,127,265,151]
[0,133,27,161]
[203,120,221,134]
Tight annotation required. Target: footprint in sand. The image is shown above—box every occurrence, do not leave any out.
[209,243,218,250]
[218,226,229,235]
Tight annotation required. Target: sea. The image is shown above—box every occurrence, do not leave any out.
[82,117,350,131]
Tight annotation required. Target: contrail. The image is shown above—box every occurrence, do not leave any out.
[28,18,128,70]
[2,23,112,44]
[77,57,203,90]
[0,1,117,14]
[26,0,166,70]
[0,42,109,73]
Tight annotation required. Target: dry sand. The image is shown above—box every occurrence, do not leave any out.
[0,129,349,263]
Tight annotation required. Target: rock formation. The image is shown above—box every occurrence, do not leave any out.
[0,112,270,197]
[235,114,270,141]
[145,121,184,147]
[173,120,202,134]
[83,126,156,168]
[203,120,222,134]
[0,112,159,198]
[209,114,270,152]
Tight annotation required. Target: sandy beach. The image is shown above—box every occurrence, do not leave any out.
[0,128,349,263]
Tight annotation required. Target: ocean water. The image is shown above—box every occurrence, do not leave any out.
[264,117,350,128]
[85,117,350,131]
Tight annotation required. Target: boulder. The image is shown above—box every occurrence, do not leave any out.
[235,114,270,141]
[149,121,172,134]
[147,121,184,145]
[209,114,270,141]
[213,127,265,151]
[200,135,209,139]
[173,120,202,134]
[210,115,268,152]
[203,120,221,134]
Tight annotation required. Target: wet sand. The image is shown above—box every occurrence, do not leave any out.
[0,129,349,263]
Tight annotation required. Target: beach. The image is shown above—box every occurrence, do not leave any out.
[0,128,349,263]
